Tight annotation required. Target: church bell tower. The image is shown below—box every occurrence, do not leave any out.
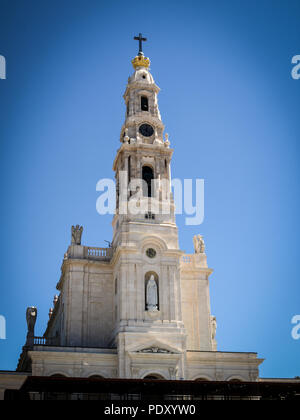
[111,35,187,379]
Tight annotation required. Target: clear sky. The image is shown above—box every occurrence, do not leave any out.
[0,0,299,378]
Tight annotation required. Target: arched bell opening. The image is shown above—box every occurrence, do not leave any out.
[142,166,154,198]
[141,96,149,111]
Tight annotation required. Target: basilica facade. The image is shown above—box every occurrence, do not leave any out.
[16,42,263,383]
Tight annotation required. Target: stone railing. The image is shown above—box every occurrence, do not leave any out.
[181,253,210,271]
[181,254,193,265]
[33,336,60,346]
[84,246,113,261]
[65,245,113,262]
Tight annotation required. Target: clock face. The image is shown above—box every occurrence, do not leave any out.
[139,123,154,137]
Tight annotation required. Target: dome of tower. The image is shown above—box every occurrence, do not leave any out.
[128,66,155,85]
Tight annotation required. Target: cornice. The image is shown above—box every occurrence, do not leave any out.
[123,82,160,98]
[28,350,118,363]
[113,143,173,171]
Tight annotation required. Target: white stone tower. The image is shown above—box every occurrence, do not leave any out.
[111,39,187,379]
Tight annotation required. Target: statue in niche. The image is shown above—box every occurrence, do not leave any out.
[26,307,37,346]
[146,275,158,312]
[71,225,83,245]
[193,234,205,254]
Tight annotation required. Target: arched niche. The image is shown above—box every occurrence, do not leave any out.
[145,272,159,311]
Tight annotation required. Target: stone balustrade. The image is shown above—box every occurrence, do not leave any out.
[33,336,59,346]
[84,247,113,261]
[181,254,193,265]
[65,245,113,262]
[181,253,210,270]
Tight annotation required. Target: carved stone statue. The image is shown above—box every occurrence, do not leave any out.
[193,234,205,254]
[211,316,217,340]
[26,307,37,346]
[146,275,158,312]
[71,225,83,245]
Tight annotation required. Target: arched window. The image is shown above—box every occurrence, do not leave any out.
[142,166,154,197]
[141,96,149,111]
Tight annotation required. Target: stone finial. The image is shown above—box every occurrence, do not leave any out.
[49,308,53,319]
[124,128,129,144]
[193,234,205,254]
[53,295,59,307]
[26,307,37,346]
[71,225,83,245]
[164,133,170,148]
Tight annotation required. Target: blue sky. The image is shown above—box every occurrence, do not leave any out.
[0,0,299,378]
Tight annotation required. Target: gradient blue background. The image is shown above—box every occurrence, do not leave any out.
[0,0,299,378]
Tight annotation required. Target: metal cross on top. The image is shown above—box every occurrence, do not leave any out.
[134,33,147,55]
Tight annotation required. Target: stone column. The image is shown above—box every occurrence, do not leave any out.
[119,268,127,323]
[169,266,176,321]
[161,265,168,321]
[174,265,182,322]
[128,263,135,321]
[136,264,144,320]
[124,155,129,200]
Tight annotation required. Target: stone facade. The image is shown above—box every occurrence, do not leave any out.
[14,50,264,383]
